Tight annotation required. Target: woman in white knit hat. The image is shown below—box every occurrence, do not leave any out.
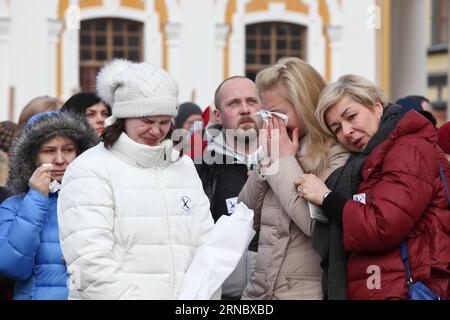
[57,59,214,299]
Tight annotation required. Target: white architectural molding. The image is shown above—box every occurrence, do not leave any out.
[165,0,181,22]
[327,24,342,80]
[214,0,228,24]
[390,0,427,100]
[326,0,344,25]
[164,22,181,83]
[81,6,150,22]
[60,2,164,99]
[0,17,10,38]
[47,19,63,97]
[0,0,10,17]
[214,23,229,86]
[144,0,163,66]
[228,0,250,76]
[228,0,326,77]
[0,17,10,120]
[104,0,120,10]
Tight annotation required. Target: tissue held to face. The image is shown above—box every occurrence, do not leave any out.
[36,136,77,183]
[261,84,304,138]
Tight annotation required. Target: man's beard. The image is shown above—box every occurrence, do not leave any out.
[234,127,258,143]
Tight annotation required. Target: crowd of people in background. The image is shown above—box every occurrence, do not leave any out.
[0,57,449,300]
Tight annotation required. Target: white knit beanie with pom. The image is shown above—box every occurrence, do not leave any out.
[96,59,178,119]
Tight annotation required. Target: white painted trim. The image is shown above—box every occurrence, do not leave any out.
[164,22,181,82]
[165,0,181,22]
[0,16,10,120]
[61,3,165,99]
[81,7,149,23]
[228,0,327,77]
[213,0,228,24]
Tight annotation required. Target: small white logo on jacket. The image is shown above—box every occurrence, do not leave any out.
[181,196,193,213]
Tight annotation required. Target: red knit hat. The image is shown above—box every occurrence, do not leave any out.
[438,121,450,154]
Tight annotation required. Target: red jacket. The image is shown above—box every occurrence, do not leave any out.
[343,111,450,299]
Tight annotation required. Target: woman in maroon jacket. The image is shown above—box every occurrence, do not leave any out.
[295,74,450,299]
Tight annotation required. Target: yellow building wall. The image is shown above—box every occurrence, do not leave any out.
[428,53,449,73]
[246,0,308,14]
[79,0,103,8]
[121,0,145,10]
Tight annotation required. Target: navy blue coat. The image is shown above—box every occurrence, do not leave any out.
[0,188,68,299]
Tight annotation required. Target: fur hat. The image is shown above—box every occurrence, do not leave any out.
[6,112,99,195]
[96,59,178,121]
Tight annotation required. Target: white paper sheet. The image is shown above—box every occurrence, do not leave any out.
[178,202,255,300]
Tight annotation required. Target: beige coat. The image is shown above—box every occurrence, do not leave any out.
[239,141,348,300]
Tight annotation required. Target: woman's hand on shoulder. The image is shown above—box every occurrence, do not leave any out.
[294,174,330,205]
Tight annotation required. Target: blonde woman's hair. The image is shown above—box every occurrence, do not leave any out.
[18,96,61,126]
[255,57,333,175]
[316,74,388,136]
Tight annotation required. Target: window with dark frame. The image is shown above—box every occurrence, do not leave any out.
[79,18,143,92]
[432,0,449,45]
[245,22,307,81]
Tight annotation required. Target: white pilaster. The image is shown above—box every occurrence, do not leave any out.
[214,23,229,86]
[229,0,250,76]
[62,0,80,99]
[307,0,325,76]
[47,18,63,98]
[144,0,162,66]
[164,22,181,81]
[0,17,10,120]
[327,24,342,81]
[390,0,427,100]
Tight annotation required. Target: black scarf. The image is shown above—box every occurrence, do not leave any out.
[313,104,402,300]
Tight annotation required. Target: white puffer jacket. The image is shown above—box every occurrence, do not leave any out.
[58,133,214,299]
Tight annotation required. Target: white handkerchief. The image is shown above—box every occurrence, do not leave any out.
[255,109,289,125]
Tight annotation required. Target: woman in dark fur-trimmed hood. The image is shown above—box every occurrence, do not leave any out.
[6,112,98,194]
[0,111,98,300]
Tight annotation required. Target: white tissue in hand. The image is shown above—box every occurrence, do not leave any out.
[255,109,289,125]
[49,180,62,193]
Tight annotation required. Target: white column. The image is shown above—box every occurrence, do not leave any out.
[229,0,250,76]
[47,19,63,97]
[390,0,427,100]
[144,0,163,66]
[307,0,325,76]
[62,0,80,99]
[327,24,342,81]
[214,23,229,85]
[0,17,10,120]
[164,22,181,81]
